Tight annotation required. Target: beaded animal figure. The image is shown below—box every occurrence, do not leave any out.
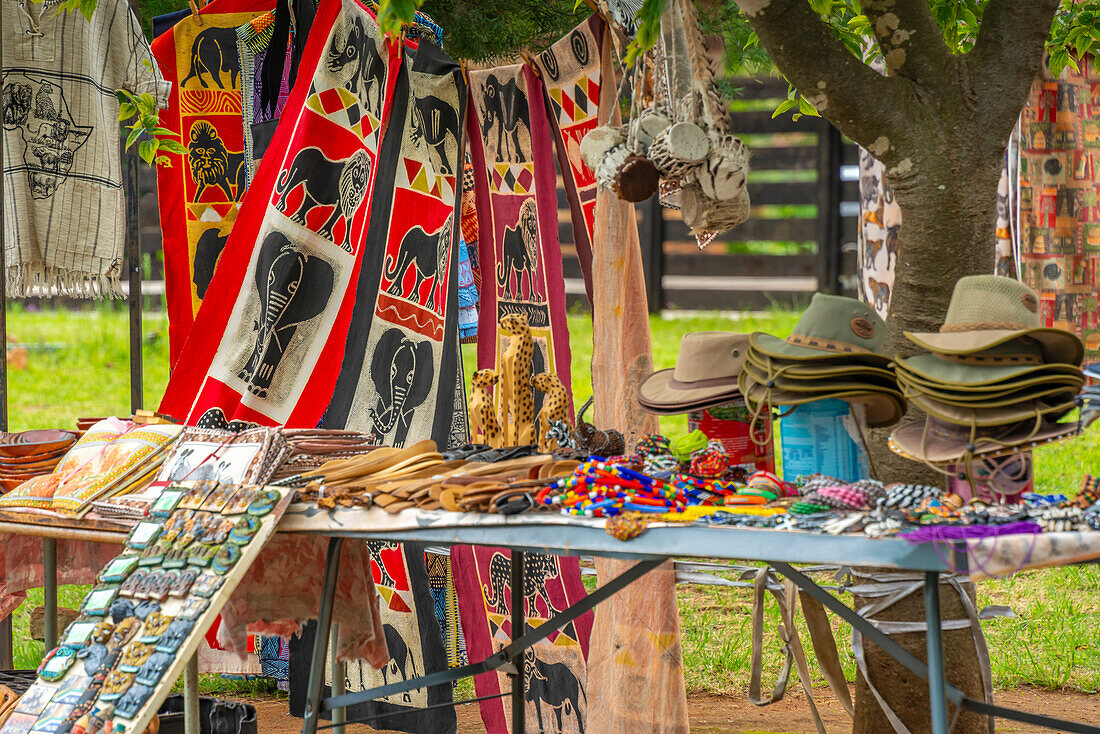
[470,369,503,448]
[498,314,535,446]
[531,372,569,453]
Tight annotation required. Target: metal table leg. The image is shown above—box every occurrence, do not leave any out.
[43,538,57,651]
[184,654,199,734]
[511,550,525,734]
[303,537,344,734]
[924,571,949,734]
[329,623,345,734]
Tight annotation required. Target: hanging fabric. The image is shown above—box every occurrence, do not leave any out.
[237,10,293,186]
[1015,52,1100,359]
[152,0,274,365]
[425,551,467,669]
[1,0,169,299]
[534,15,606,302]
[451,547,592,734]
[467,64,573,419]
[323,37,467,449]
[159,0,401,429]
[288,542,455,733]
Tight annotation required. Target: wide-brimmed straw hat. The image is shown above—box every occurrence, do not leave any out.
[751,294,890,365]
[904,275,1084,366]
[638,332,748,414]
[890,416,1078,465]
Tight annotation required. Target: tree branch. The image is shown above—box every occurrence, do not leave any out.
[968,0,1060,142]
[857,0,951,84]
[733,0,911,159]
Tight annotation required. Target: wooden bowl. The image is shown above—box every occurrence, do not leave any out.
[0,457,61,472]
[0,430,78,458]
[76,418,106,431]
[0,445,70,465]
[0,478,27,492]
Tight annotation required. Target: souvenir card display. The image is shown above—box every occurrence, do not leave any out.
[1,484,292,734]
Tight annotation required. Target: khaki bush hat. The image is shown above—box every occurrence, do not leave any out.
[751,293,890,365]
[745,348,898,382]
[890,416,1078,465]
[895,343,1084,387]
[893,363,1083,395]
[895,372,1082,406]
[741,360,900,393]
[739,374,905,427]
[638,332,748,413]
[904,275,1084,366]
[906,391,1077,428]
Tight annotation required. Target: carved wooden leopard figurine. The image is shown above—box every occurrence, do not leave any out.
[499,314,535,446]
[531,371,570,453]
[470,369,503,448]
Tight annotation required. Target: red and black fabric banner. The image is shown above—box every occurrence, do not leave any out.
[467,64,573,420]
[323,38,468,448]
[152,0,274,366]
[159,0,401,428]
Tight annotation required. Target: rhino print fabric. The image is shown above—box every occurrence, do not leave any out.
[159,0,400,428]
[468,64,573,421]
[452,546,592,734]
[2,0,169,298]
[153,0,274,365]
[324,38,467,448]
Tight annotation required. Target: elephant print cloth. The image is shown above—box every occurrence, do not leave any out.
[1016,52,1100,358]
[288,542,455,734]
[159,0,401,428]
[2,0,169,298]
[153,0,274,365]
[535,15,606,302]
[468,64,574,419]
[451,547,592,734]
[325,39,467,449]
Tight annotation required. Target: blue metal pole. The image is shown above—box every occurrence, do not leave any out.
[924,571,949,734]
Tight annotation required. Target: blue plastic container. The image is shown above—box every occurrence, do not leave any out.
[779,399,869,483]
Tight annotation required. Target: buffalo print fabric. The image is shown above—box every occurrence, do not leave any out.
[1016,53,1100,358]
[288,542,455,734]
[535,15,606,302]
[468,64,573,419]
[159,0,400,428]
[153,0,273,365]
[325,39,467,448]
[451,547,592,734]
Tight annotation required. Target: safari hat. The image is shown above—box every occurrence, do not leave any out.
[638,332,748,413]
[905,275,1084,366]
[751,294,889,365]
[906,391,1077,427]
[741,360,900,393]
[745,349,897,381]
[894,341,1084,387]
[739,373,905,427]
[890,416,1078,466]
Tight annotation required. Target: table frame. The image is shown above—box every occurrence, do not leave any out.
[2,513,1098,734]
[289,523,1100,734]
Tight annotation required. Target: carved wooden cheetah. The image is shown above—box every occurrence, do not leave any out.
[531,372,569,453]
[470,369,503,448]
[499,314,535,446]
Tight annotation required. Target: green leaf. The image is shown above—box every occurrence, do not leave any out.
[117,102,137,121]
[771,98,796,118]
[150,127,175,136]
[158,138,188,155]
[797,96,821,117]
[155,155,172,167]
[138,139,156,165]
[125,127,144,150]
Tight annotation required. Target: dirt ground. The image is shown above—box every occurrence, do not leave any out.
[247,687,1100,733]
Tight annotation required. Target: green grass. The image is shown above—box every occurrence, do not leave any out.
[5,306,1100,697]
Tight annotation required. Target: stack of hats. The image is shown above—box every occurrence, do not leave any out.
[890,276,1085,465]
[0,430,78,493]
[637,332,749,415]
[738,293,905,427]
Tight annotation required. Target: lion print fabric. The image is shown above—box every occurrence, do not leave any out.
[159,0,400,428]
[2,0,169,298]
[468,64,574,423]
[324,37,467,448]
[152,0,274,364]
[534,15,606,302]
[1016,52,1100,359]
[451,546,592,734]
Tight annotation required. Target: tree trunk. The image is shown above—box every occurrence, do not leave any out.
[864,146,1005,487]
